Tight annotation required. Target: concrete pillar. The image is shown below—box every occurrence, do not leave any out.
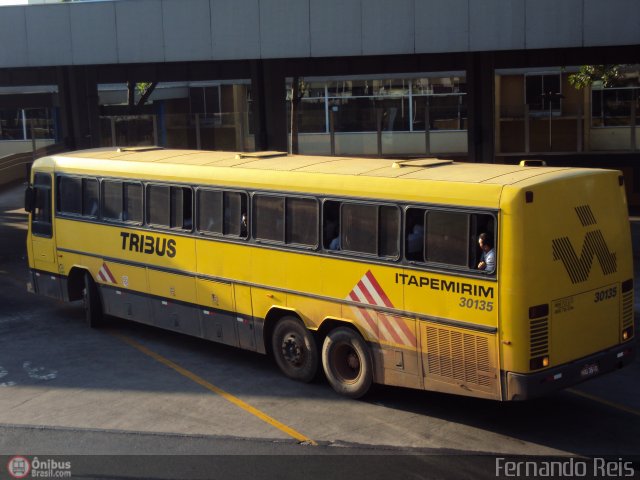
[466,53,495,163]
[57,66,100,151]
[253,60,287,153]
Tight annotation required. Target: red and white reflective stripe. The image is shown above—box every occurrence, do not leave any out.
[346,270,417,347]
[97,262,117,285]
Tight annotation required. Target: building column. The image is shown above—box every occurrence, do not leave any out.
[252,60,287,152]
[466,53,495,163]
[57,66,100,150]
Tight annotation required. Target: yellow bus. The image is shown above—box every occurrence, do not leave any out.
[24,147,635,400]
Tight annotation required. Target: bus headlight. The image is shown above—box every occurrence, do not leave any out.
[622,327,633,341]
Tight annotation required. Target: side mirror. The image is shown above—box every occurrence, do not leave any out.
[24,186,35,213]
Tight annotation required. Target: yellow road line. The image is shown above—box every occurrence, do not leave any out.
[567,388,640,418]
[112,332,317,445]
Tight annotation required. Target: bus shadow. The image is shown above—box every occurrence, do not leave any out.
[59,304,640,457]
[362,379,640,456]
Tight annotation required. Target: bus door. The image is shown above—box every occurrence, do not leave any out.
[27,172,60,298]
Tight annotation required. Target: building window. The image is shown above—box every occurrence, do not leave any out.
[0,108,55,141]
[592,87,639,127]
[525,74,562,114]
[286,75,467,135]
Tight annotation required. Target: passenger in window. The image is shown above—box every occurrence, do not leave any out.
[407,223,424,257]
[87,199,99,217]
[477,233,496,273]
[240,212,248,237]
[324,219,340,250]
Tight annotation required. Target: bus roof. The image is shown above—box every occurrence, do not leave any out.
[38,148,616,209]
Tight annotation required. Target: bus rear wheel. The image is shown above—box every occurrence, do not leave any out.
[83,273,104,328]
[272,316,318,383]
[322,327,373,399]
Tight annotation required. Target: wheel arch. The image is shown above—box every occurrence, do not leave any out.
[67,266,92,301]
[317,318,367,347]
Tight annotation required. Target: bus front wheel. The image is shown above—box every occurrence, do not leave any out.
[322,327,373,399]
[272,316,318,383]
[83,273,104,328]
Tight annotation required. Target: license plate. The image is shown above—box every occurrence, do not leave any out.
[580,363,599,378]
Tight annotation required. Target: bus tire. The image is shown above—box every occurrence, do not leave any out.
[272,316,318,383]
[322,327,373,399]
[83,273,104,328]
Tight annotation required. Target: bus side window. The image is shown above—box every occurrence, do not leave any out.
[82,178,99,217]
[323,200,340,250]
[148,184,170,226]
[224,191,247,238]
[32,173,52,237]
[341,203,377,255]
[124,182,143,223]
[405,207,426,261]
[286,197,318,247]
[425,210,468,267]
[470,214,496,271]
[253,194,284,242]
[198,189,223,234]
[57,176,82,215]
[170,186,193,230]
[102,180,124,221]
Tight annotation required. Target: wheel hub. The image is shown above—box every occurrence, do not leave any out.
[282,335,304,366]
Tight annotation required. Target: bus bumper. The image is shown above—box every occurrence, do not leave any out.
[504,342,636,401]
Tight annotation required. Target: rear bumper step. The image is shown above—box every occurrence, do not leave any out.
[504,342,636,401]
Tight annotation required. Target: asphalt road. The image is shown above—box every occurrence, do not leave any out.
[1,182,639,479]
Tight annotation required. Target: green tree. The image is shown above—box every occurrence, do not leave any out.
[568,65,624,90]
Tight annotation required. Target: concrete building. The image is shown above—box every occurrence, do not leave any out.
[0,0,638,200]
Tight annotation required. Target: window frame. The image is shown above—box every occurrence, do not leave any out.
[334,199,401,260]
[402,204,498,276]
[196,186,249,240]
[251,192,320,250]
[100,178,144,226]
[145,182,194,232]
[31,172,53,238]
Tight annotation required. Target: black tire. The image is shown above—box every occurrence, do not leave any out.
[271,316,319,383]
[83,272,104,328]
[322,327,373,399]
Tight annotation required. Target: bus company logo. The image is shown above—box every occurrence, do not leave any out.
[552,205,617,284]
[7,456,30,479]
[346,270,417,347]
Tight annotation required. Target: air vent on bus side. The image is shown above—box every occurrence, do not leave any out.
[529,304,550,370]
[621,280,633,332]
[423,325,496,392]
